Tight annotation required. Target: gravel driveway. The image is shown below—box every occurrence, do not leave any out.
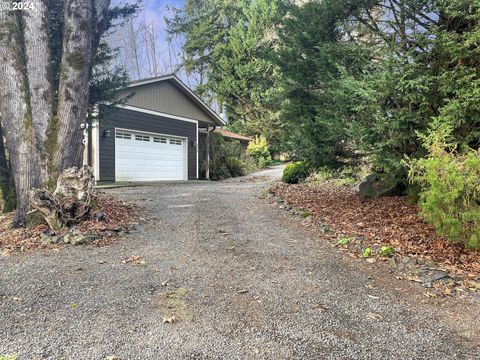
[1,166,479,359]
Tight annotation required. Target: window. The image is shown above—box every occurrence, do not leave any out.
[135,135,150,142]
[153,137,167,143]
[169,139,182,145]
[116,132,131,139]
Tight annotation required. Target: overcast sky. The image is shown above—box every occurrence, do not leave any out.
[110,0,189,82]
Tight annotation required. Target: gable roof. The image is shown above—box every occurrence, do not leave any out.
[215,128,253,142]
[127,74,226,126]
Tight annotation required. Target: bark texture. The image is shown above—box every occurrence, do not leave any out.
[55,0,111,171]
[0,122,15,212]
[0,0,111,226]
[23,0,52,181]
[0,11,45,226]
[30,166,94,230]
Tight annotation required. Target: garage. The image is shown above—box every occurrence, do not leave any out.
[88,75,226,183]
[114,129,187,181]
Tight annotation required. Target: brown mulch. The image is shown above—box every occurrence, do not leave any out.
[0,192,139,253]
[271,182,480,277]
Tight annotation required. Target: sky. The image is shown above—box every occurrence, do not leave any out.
[110,0,189,82]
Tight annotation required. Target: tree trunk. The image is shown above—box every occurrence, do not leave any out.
[0,121,15,212]
[30,166,94,230]
[0,12,45,227]
[54,0,111,172]
[23,0,53,180]
[0,0,110,227]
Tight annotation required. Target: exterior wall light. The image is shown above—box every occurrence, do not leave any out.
[102,129,111,138]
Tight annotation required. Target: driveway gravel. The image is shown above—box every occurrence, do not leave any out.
[1,165,479,359]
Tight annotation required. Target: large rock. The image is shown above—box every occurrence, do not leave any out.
[354,174,403,199]
[25,210,47,227]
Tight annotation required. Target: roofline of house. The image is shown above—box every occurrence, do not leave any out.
[215,128,253,142]
[127,74,226,126]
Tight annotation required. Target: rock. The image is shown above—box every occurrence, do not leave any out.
[355,173,404,199]
[107,226,123,232]
[94,212,106,221]
[302,216,312,225]
[25,210,47,228]
[69,233,97,246]
[431,271,449,282]
[40,231,58,244]
[61,233,73,244]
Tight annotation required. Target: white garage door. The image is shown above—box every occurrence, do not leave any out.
[115,129,186,181]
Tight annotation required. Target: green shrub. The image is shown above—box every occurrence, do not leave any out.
[247,135,271,167]
[225,156,246,177]
[258,156,269,169]
[406,124,480,249]
[282,161,311,184]
[208,133,248,180]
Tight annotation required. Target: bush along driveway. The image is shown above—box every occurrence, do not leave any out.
[1,166,479,359]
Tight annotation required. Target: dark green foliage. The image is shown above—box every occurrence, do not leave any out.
[168,0,287,153]
[282,162,310,184]
[208,133,247,180]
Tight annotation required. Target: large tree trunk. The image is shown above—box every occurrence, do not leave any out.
[0,0,111,227]
[55,0,111,171]
[0,12,46,227]
[23,0,53,180]
[0,121,15,212]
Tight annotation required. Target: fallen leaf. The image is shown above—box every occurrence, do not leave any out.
[366,312,383,320]
[311,303,328,311]
[162,315,177,324]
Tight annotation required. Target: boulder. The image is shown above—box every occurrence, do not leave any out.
[25,210,47,228]
[354,174,403,199]
[68,233,98,246]
[40,230,63,244]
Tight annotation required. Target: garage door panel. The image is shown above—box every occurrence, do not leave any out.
[115,129,186,181]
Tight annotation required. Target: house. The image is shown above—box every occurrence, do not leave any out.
[214,128,253,157]
[86,74,226,182]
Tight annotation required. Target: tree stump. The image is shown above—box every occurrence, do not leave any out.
[29,166,94,230]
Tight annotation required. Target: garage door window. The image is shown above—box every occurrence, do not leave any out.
[170,139,182,145]
[153,137,167,143]
[135,135,150,142]
[116,131,131,139]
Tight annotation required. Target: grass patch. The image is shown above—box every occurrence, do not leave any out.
[378,246,395,257]
[301,210,311,218]
[362,247,373,258]
[156,288,193,322]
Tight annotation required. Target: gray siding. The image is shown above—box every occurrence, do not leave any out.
[98,106,197,182]
[117,80,213,124]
